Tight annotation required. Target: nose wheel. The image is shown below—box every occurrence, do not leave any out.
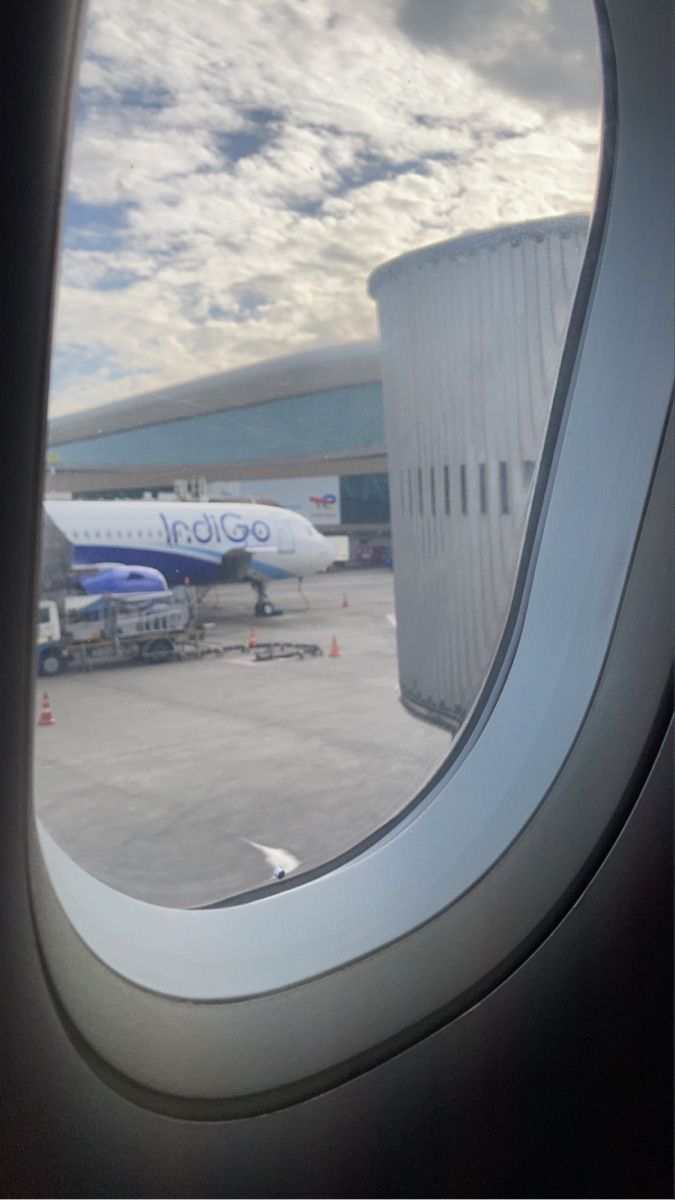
[255,598,275,617]
[250,577,280,617]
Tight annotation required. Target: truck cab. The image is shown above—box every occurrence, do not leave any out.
[37,600,66,676]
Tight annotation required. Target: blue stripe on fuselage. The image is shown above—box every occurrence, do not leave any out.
[72,545,295,585]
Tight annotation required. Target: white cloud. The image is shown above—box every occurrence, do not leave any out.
[51,0,601,415]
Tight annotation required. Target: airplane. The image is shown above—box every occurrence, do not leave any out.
[42,497,335,614]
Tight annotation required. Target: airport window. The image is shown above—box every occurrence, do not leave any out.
[36,0,600,917]
[499,462,510,515]
[340,474,390,525]
[479,464,488,515]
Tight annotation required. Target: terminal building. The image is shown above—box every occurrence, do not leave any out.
[47,341,391,558]
[369,213,588,730]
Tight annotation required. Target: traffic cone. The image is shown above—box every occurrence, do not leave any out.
[342,593,350,608]
[248,627,257,649]
[38,692,55,727]
[328,634,340,658]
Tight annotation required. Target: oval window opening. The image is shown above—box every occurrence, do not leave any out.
[36,0,601,907]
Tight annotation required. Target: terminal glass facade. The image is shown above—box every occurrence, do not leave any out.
[340,474,390,525]
[53,383,384,470]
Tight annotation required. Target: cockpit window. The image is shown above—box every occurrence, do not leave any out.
[35,0,601,907]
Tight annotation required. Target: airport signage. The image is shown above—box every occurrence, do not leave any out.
[211,476,341,525]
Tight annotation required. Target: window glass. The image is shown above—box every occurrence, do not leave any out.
[36,0,601,906]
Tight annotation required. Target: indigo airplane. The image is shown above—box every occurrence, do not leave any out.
[42,498,334,614]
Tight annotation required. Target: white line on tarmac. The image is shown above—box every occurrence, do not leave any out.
[243,839,301,876]
[386,613,397,627]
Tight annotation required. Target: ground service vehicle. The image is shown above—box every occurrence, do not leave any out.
[0,1,672,1197]
[323,535,349,568]
[355,543,392,568]
[37,587,199,675]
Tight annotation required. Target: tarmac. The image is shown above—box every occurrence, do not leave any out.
[33,568,451,907]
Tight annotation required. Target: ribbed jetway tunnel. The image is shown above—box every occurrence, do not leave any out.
[369,214,588,729]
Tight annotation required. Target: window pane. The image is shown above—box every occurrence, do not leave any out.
[36,0,601,906]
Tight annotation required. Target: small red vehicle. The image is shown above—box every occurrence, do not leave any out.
[355,543,392,567]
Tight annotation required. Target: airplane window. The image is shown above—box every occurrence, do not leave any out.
[35,0,601,911]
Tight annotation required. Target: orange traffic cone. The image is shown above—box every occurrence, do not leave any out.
[342,593,350,608]
[248,627,257,649]
[38,692,55,727]
[328,634,340,658]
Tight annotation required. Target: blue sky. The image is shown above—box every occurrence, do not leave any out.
[51,0,601,415]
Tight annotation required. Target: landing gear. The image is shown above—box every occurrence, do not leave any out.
[249,576,279,617]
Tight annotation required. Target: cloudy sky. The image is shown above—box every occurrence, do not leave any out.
[50,0,601,416]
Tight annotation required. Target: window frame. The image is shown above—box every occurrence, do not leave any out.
[28,0,674,1116]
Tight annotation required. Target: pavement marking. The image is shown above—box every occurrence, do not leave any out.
[243,838,300,876]
[386,613,397,627]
